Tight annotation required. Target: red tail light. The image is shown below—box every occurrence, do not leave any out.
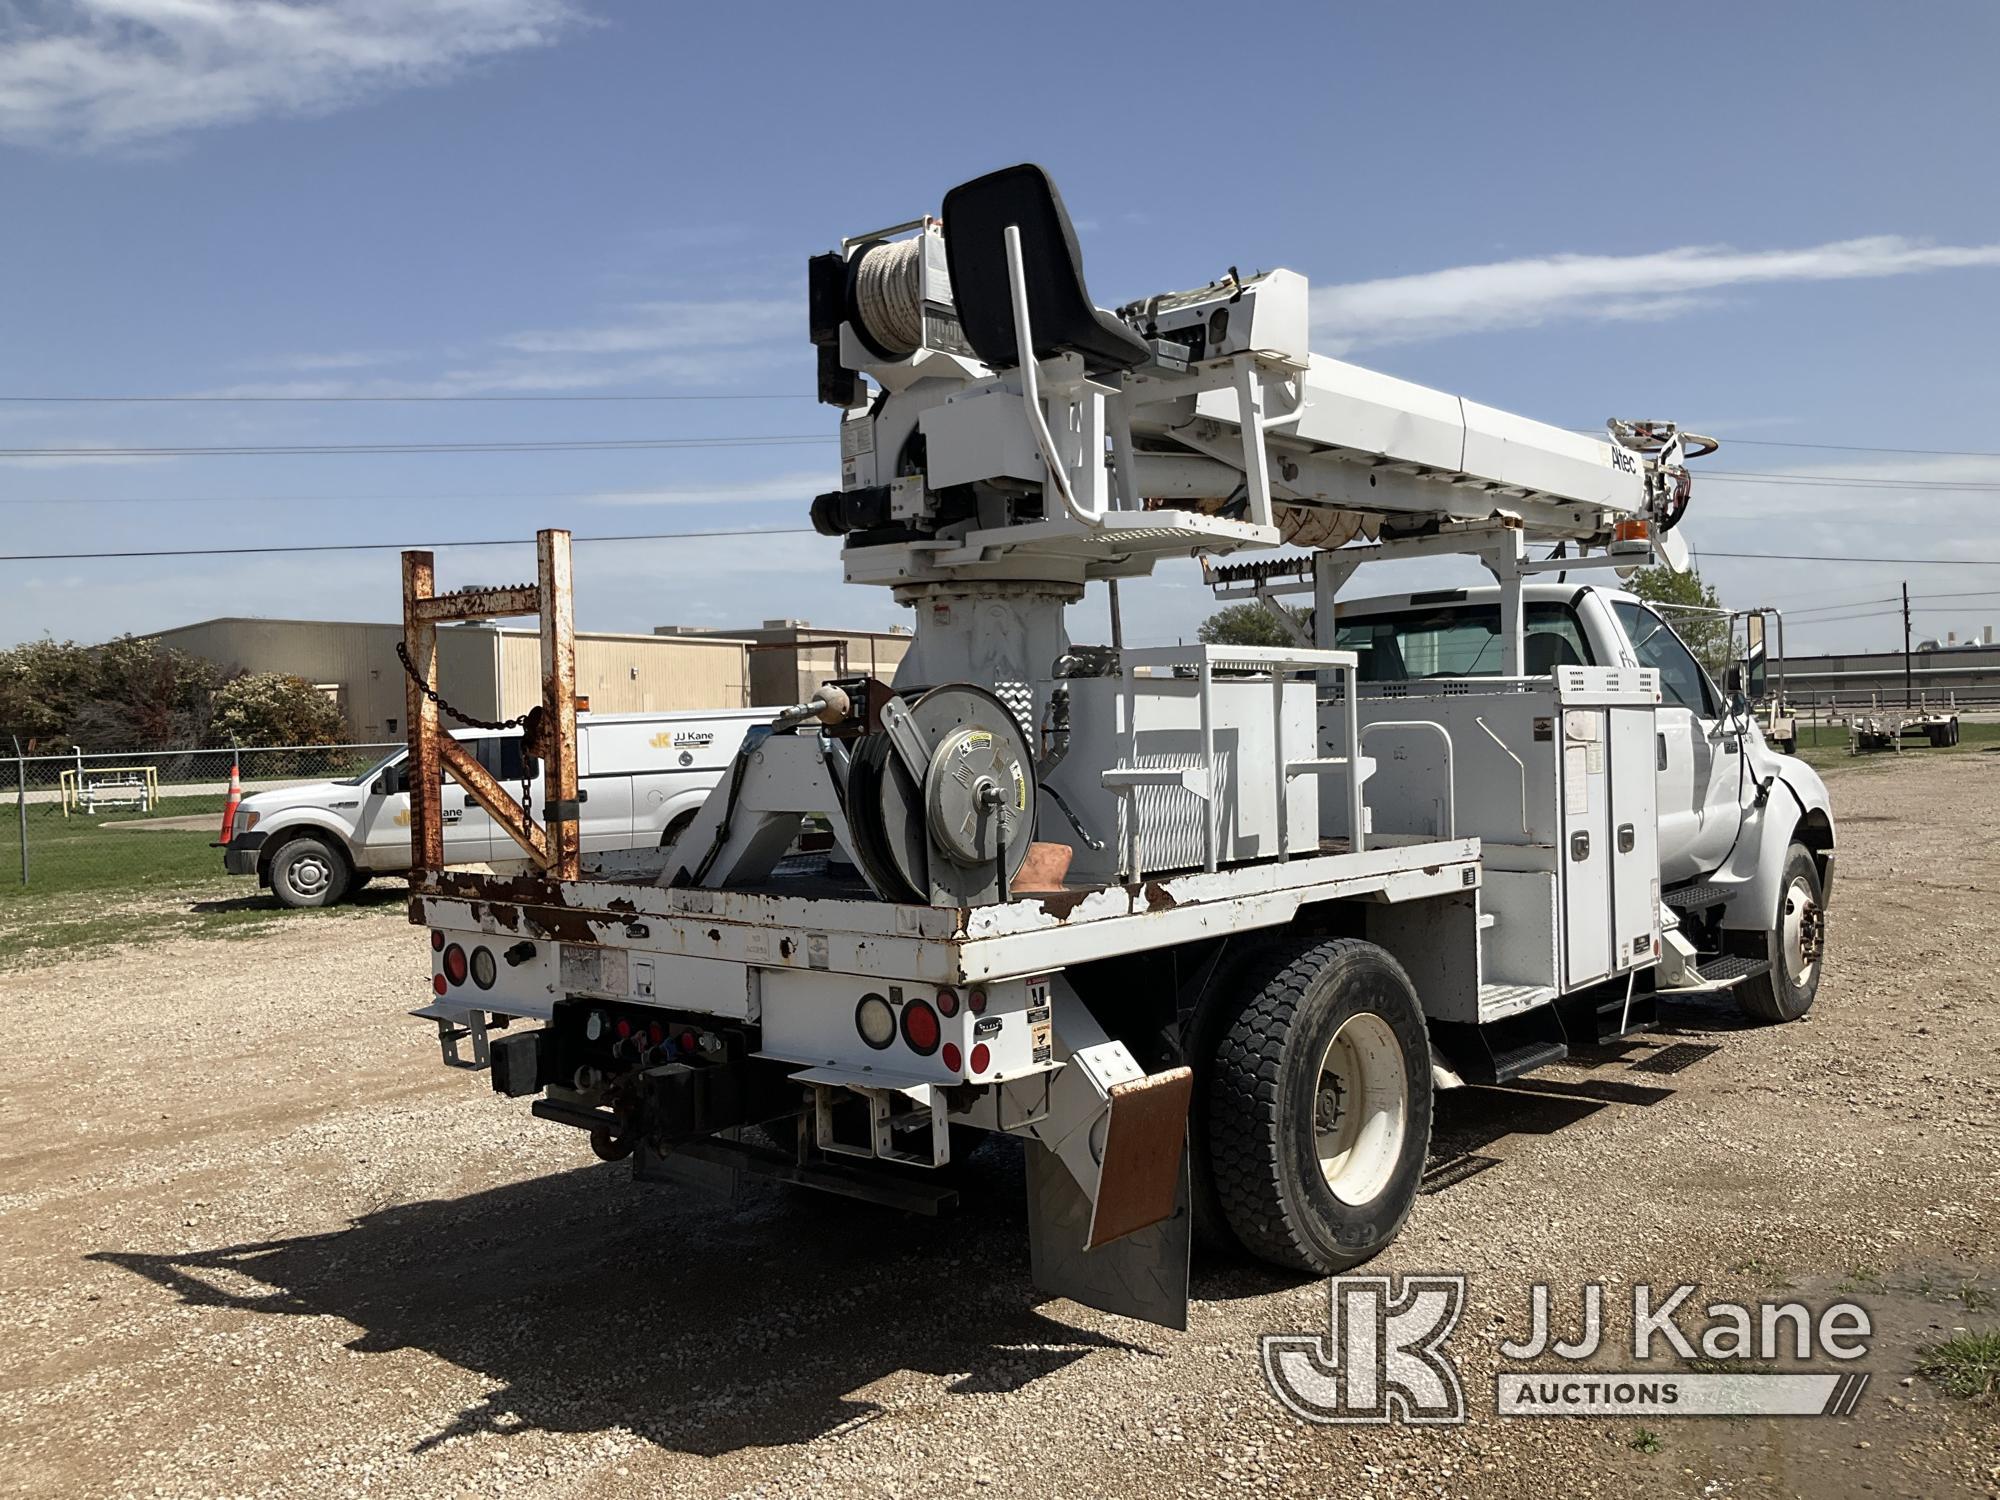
[968,989,987,1015]
[442,944,469,986]
[900,999,940,1056]
[430,930,446,952]
[431,974,447,996]
[941,1042,962,1073]
[936,988,959,1017]
[969,1043,991,1075]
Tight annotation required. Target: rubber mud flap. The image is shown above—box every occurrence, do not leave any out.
[1027,1143,1190,1331]
[1090,1064,1193,1248]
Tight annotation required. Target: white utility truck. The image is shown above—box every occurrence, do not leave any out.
[403,166,1834,1330]
[223,709,767,907]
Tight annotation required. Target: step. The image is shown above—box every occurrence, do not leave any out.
[1695,952,1770,985]
[1486,1037,1569,1083]
[1664,881,1733,911]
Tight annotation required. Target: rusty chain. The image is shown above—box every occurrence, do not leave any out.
[394,639,537,828]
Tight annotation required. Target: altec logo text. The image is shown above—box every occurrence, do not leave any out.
[1262,1276,1873,1425]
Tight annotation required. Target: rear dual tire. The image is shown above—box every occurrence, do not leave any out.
[1201,938,1433,1275]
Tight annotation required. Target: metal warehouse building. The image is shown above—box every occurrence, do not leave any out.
[655,618,913,706]
[147,617,754,741]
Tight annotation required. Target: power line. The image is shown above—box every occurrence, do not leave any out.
[0,486,819,507]
[0,392,812,404]
[1705,471,2000,491]
[1712,437,2000,460]
[0,526,817,563]
[0,434,833,458]
[1704,550,2000,567]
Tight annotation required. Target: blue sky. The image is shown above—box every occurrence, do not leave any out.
[4,0,1999,657]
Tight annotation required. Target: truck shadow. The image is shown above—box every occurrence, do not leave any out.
[90,1148,1145,1458]
[188,884,409,915]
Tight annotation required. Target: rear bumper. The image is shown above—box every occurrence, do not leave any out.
[222,830,266,876]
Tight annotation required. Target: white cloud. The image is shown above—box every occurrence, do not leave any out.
[582,470,832,507]
[497,300,796,357]
[1312,236,2000,351]
[0,0,584,150]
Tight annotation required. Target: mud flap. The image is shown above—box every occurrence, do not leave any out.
[1027,1142,1190,1331]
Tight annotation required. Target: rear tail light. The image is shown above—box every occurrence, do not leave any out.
[968,988,987,1015]
[470,947,497,989]
[941,1042,962,1073]
[855,994,895,1050]
[936,988,959,1018]
[430,930,446,952]
[900,998,940,1056]
[969,1043,991,1075]
[442,944,469,986]
[431,974,448,996]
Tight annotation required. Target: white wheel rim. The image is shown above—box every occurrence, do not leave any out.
[288,854,330,897]
[1781,875,1821,986]
[1314,1012,1409,1205]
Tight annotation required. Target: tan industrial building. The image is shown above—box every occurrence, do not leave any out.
[656,618,913,705]
[147,617,754,741]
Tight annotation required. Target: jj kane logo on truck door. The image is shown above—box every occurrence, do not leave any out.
[1263,1276,1873,1424]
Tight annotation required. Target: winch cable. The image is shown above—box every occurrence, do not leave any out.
[850,237,926,357]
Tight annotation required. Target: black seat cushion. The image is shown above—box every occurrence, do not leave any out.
[941,164,1151,377]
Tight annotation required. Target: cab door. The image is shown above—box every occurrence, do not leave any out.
[356,746,495,867]
[1610,601,1742,885]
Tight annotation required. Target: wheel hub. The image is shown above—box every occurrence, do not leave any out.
[1781,875,1822,984]
[1314,1012,1409,1206]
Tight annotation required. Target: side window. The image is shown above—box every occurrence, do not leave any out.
[1523,602,1595,673]
[472,735,527,782]
[1613,601,1715,717]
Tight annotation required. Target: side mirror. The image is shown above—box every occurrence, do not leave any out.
[1728,690,1749,722]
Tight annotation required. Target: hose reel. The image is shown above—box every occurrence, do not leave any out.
[844,683,1037,906]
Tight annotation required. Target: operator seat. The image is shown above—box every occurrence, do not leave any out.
[1525,632,1584,675]
[941,163,1152,377]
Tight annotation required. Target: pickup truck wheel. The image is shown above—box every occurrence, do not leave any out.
[266,835,352,909]
[1737,842,1825,1023]
[660,811,697,849]
[1206,938,1432,1275]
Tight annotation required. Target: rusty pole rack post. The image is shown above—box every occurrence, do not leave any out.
[402,529,580,882]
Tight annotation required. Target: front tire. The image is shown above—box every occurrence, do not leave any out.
[266,835,352,909]
[1206,938,1433,1274]
[1737,842,1825,1023]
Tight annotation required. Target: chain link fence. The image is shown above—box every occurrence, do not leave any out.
[1,742,399,897]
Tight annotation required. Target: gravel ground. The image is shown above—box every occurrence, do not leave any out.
[1,752,1996,1499]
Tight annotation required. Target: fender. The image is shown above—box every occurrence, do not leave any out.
[1717,755,1835,932]
[246,810,362,872]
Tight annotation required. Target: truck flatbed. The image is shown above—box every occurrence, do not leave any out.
[411,835,1481,1005]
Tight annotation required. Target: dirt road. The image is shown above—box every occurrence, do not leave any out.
[2,753,1995,1499]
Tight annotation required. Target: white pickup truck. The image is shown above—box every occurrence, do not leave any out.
[222,709,770,908]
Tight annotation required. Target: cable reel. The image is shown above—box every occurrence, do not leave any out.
[844,683,1037,906]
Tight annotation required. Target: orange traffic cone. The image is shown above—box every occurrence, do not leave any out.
[218,757,242,844]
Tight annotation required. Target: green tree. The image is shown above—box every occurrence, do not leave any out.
[208,672,346,746]
[1197,602,1309,648]
[0,638,95,747]
[71,636,220,751]
[1625,564,1732,682]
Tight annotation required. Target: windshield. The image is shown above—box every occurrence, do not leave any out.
[340,747,405,787]
[1335,601,1595,682]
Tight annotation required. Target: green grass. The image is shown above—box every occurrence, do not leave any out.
[1794,717,2000,773]
[1629,1427,1663,1454]
[0,792,401,967]
[1915,1331,2000,1401]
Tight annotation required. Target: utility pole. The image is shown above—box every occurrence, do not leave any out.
[1902,580,1913,710]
